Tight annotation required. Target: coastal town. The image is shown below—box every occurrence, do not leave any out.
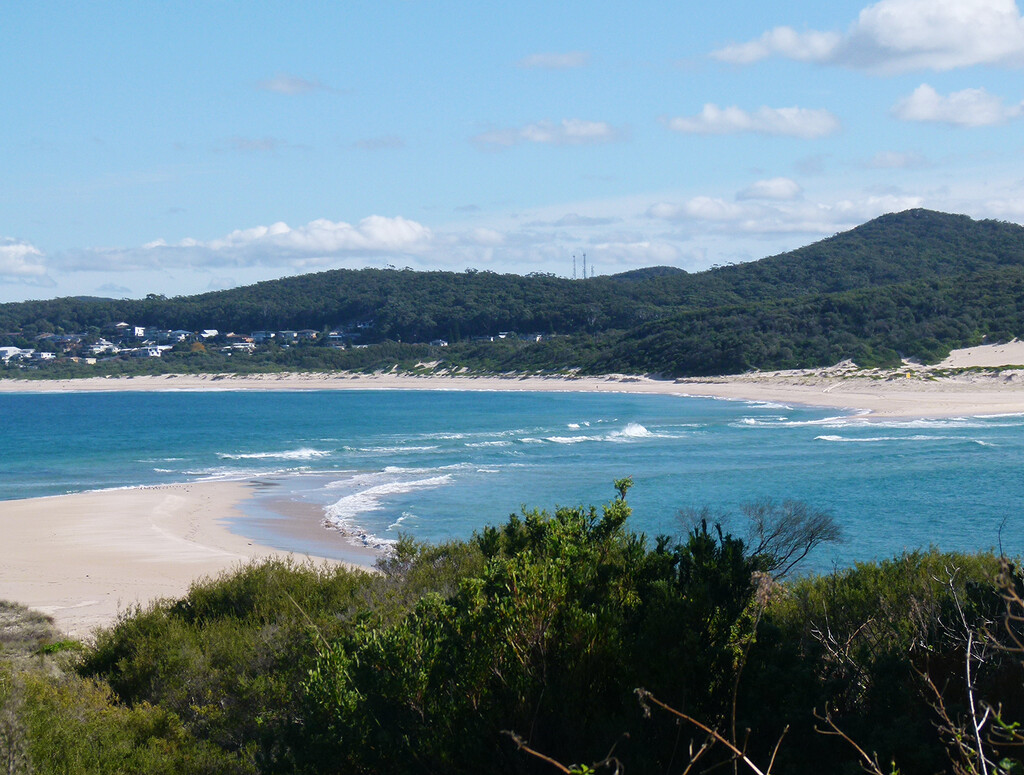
[0,320,546,368]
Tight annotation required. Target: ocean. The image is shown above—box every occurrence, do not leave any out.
[2,389,1022,572]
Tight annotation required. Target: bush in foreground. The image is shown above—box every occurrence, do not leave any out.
[3,485,1023,774]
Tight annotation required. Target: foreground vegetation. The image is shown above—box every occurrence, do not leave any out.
[2,484,1023,773]
[7,209,1024,378]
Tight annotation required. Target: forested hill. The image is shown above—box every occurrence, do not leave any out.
[5,208,1024,376]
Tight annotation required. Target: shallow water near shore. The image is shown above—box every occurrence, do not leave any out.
[3,389,1023,572]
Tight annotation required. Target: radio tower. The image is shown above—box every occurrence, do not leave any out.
[572,254,577,280]
[582,253,587,280]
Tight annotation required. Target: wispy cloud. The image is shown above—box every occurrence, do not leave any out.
[0,238,53,286]
[736,178,803,201]
[517,51,590,69]
[713,28,841,65]
[646,193,923,235]
[257,73,337,95]
[61,216,435,272]
[712,0,1024,73]
[892,84,1023,126]
[473,119,621,149]
[665,105,840,138]
[552,213,619,227]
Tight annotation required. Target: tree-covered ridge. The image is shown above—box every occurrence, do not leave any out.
[6,208,1024,376]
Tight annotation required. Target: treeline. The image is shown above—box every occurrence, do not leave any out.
[2,484,1023,774]
[6,208,1024,376]
[22,262,1024,380]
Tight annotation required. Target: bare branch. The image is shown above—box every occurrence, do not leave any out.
[637,689,783,775]
[814,708,888,775]
[502,731,573,773]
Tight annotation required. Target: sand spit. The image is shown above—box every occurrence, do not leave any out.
[0,481,345,637]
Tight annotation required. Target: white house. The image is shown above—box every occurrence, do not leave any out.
[0,346,24,363]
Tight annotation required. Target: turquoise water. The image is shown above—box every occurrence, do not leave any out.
[2,389,1022,571]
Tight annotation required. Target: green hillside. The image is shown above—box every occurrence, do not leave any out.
[5,209,1024,376]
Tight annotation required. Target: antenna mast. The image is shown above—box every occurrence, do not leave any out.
[572,254,576,280]
[582,253,587,280]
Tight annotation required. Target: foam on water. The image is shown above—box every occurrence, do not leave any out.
[387,512,417,532]
[345,444,441,454]
[609,422,653,439]
[217,447,332,461]
[744,400,794,410]
[814,434,986,444]
[325,474,454,525]
[545,435,593,444]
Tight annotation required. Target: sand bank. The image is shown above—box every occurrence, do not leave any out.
[0,481,351,637]
[3,341,1024,417]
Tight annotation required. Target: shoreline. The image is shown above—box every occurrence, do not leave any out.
[0,480,362,637]
[5,342,1024,634]
[2,362,1024,418]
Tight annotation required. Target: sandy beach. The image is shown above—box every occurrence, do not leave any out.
[3,341,1024,418]
[0,481,353,637]
[4,340,1024,637]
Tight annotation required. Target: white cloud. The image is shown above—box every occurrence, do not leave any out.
[588,239,683,265]
[258,73,333,95]
[892,84,1023,126]
[647,193,923,236]
[649,197,749,221]
[206,216,432,255]
[473,119,620,148]
[984,197,1024,218]
[736,177,803,201]
[665,105,840,138]
[0,239,53,286]
[712,0,1024,73]
[517,51,590,69]
[713,27,841,64]
[462,228,504,246]
[59,216,435,272]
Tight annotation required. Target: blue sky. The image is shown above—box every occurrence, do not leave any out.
[4,0,1024,302]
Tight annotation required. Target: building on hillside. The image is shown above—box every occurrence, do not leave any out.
[0,346,25,363]
[89,339,118,355]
